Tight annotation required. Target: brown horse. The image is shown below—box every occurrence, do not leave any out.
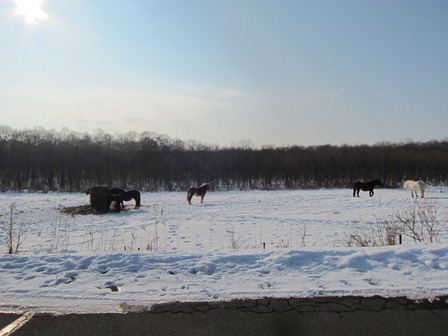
[187,183,210,204]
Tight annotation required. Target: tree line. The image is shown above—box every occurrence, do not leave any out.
[0,126,447,192]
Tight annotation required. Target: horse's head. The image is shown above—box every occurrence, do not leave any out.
[376,180,384,187]
[199,183,210,191]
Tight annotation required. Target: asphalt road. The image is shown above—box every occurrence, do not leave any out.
[1,296,448,336]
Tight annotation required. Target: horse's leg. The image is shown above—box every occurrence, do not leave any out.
[369,190,374,197]
[200,195,204,203]
[187,193,192,205]
[353,187,356,197]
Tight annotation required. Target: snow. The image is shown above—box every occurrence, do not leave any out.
[0,187,447,314]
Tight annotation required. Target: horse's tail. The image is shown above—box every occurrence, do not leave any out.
[187,188,195,204]
[132,190,141,208]
[416,181,425,198]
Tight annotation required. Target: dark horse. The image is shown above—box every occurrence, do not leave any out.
[107,188,126,210]
[353,180,383,197]
[187,183,210,204]
[117,190,141,209]
[106,188,141,211]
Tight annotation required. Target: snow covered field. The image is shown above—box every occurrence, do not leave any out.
[0,187,447,314]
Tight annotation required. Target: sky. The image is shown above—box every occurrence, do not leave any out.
[0,0,447,147]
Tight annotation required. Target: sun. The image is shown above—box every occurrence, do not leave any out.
[15,0,48,24]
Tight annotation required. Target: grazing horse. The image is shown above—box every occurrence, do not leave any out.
[353,179,383,197]
[187,183,210,204]
[403,180,425,198]
[106,189,141,211]
[86,186,139,212]
[116,190,141,209]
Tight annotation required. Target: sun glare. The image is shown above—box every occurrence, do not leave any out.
[15,0,48,24]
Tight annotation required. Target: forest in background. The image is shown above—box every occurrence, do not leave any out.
[0,125,447,192]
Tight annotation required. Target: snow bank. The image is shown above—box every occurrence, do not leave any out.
[0,187,447,313]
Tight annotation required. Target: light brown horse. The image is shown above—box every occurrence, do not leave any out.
[187,183,210,204]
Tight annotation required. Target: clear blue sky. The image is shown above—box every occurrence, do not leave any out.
[1,0,447,147]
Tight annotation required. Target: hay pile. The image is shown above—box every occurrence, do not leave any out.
[88,186,110,213]
[59,205,96,216]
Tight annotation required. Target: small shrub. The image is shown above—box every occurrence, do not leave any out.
[1,203,27,254]
[348,198,446,247]
[385,199,444,243]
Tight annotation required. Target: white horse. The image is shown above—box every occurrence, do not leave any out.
[403,180,425,198]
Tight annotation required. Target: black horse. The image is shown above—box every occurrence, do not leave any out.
[117,190,141,209]
[106,188,140,212]
[353,180,383,197]
[187,183,210,204]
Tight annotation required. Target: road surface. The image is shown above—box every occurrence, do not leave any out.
[1,296,447,335]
